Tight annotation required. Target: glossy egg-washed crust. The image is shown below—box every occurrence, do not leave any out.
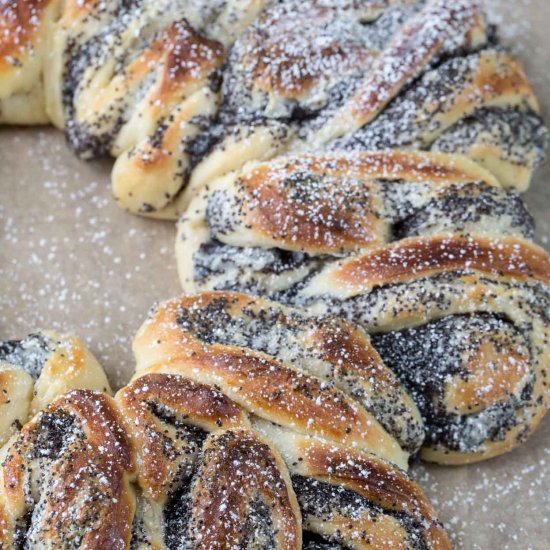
[175,0,543,217]
[0,374,450,548]
[305,234,550,295]
[119,367,447,548]
[0,330,112,447]
[0,391,136,549]
[298,234,550,464]
[116,374,301,549]
[132,294,409,470]
[256,422,450,549]
[134,290,431,459]
[179,151,500,260]
[178,149,550,465]
[176,149,533,295]
[0,0,546,218]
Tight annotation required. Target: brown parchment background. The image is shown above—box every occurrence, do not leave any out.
[0,1,548,547]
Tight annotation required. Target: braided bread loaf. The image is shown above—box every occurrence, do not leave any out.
[175,151,550,464]
[133,292,422,461]
[177,151,534,294]
[0,350,451,548]
[0,330,111,447]
[0,1,546,217]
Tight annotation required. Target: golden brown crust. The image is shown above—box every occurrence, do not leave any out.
[0,1,52,61]
[348,0,487,124]
[253,421,451,549]
[133,291,412,468]
[1,0,546,218]
[32,331,112,411]
[445,339,531,415]
[0,0,59,121]
[0,330,112,447]
[188,429,301,549]
[83,20,224,141]
[242,2,382,99]
[137,290,398,398]
[178,150,505,287]
[116,373,248,501]
[176,140,548,467]
[139,349,406,468]
[228,151,497,254]
[327,235,550,292]
[304,48,544,187]
[299,441,451,550]
[117,372,301,548]
[139,291,425,455]
[176,149,527,294]
[0,325,450,547]
[158,21,224,99]
[299,237,550,465]
[0,390,135,549]
[236,162,383,252]
[281,151,501,184]
[2,372,302,547]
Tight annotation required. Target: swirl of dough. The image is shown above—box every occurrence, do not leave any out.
[175,149,549,464]
[0,1,545,218]
[0,330,111,446]
[176,151,533,295]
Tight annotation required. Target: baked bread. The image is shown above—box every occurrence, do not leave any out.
[177,151,534,295]
[0,369,450,548]
[0,1,546,217]
[0,391,135,549]
[117,374,301,549]
[0,330,111,446]
[175,151,550,464]
[129,292,449,546]
[133,292,423,459]
[295,234,550,464]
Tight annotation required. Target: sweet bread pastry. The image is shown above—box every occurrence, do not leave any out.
[0,1,546,218]
[116,374,301,549]
[176,151,534,295]
[0,372,450,547]
[0,390,136,548]
[175,151,550,464]
[0,0,266,212]
[327,49,548,191]
[0,330,111,446]
[256,421,450,549]
[132,291,424,458]
[294,234,550,464]
[121,364,449,548]
[132,302,410,470]
[127,297,450,547]
[115,1,545,213]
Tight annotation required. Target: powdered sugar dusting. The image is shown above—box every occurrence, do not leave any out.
[0,128,179,387]
[0,0,548,547]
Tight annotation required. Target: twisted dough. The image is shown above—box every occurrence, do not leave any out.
[133,292,422,458]
[175,150,550,464]
[295,235,550,463]
[0,330,111,446]
[0,1,546,217]
[0,391,135,549]
[129,296,450,547]
[177,150,534,294]
[117,374,301,549]
[0,369,450,547]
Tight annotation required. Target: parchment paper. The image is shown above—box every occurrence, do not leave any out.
[0,1,548,547]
